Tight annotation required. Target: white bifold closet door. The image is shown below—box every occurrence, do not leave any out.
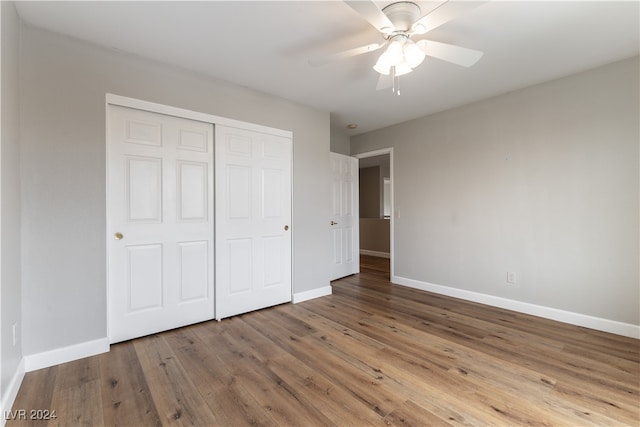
[215,125,292,320]
[108,105,214,343]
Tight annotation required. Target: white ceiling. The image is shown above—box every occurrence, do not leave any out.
[15,1,640,135]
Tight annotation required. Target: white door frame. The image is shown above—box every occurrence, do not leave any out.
[105,95,292,138]
[105,94,292,342]
[354,148,394,279]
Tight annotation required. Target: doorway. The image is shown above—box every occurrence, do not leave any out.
[355,148,394,279]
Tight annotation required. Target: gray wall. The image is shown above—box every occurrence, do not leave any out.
[351,57,639,326]
[1,0,23,403]
[360,219,390,253]
[330,128,350,155]
[20,24,330,357]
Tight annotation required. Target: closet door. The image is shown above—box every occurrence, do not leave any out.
[215,125,292,319]
[108,105,214,343]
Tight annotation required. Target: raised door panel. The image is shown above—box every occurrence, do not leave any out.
[177,161,208,222]
[227,166,252,220]
[263,236,285,287]
[262,169,283,219]
[126,156,163,223]
[126,244,163,312]
[227,239,253,295]
[177,241,209,303]
[125,119,162,147]
[177,128,208,152]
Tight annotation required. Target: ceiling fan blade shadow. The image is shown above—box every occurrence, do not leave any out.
[417,40,483,67]
[411,0,488,34]
[309,43,384,66]
[345,0,395,34]
[376,74,392,91]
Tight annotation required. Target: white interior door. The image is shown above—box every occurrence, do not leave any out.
[108,105,214,343]
[215,125,292,320]
[330,152,359,280]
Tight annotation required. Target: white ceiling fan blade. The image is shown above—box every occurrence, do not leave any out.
[309,43,384,66]
[411,0,487,35]
[344,0,395,34]
[417,40,483,67]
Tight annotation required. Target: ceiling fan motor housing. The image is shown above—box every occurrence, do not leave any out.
[382,1,421,32]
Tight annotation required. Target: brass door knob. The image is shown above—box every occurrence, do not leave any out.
[284,225,289,231]
[114,232,124,240]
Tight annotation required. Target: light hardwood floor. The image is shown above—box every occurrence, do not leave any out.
[7,255,639,426]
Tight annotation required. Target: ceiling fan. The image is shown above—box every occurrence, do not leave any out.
[312,0,485,94]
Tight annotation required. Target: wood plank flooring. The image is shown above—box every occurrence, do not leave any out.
[7,255,640,426]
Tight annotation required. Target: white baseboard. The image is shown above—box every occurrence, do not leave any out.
[293,286,332,303]
[360,249,390,259]
[24,338,110,372]
[392,275,640,339]
[1,358,25,427]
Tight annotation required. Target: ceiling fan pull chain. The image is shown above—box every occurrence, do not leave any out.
[388,65,401,96]
[392,66,396,94]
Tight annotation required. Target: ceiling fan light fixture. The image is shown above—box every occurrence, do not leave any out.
[373,53,392,75]
[394,61,413,76]
[386,40,405,66]
[403,40,425,68]
[373,63,391,75]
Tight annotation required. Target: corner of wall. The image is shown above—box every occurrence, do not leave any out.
[24,338,109,372]
[0,357,24,426]
[0,0,4,419]
[293,286,332,304]
[1,1,24,417]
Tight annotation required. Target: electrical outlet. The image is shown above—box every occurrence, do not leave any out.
[12,322,17,346]
[507,272,517,284]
